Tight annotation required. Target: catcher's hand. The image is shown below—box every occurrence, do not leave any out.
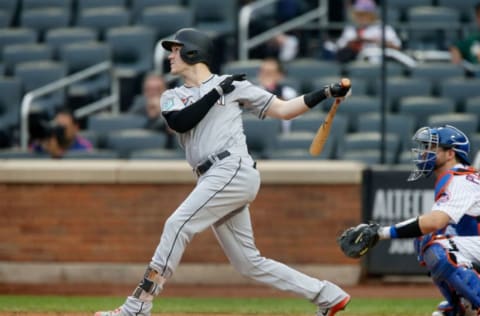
[337,223,380,258]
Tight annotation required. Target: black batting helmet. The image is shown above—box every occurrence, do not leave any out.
[161,28,213,66]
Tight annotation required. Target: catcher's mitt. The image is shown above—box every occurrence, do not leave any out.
[337,223,380,258]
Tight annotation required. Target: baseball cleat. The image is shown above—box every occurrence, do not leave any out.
[317,295,351,316]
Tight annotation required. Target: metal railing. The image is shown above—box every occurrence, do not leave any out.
[238,0,328,60]
[20,60,119,150]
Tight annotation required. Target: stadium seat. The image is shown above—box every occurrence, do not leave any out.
[137,5,193,41]
[289,112,348,158]
[242,115,280,159]
[106,26,155,78]
[470,133,480,159]
[285,58,341,92]
[387,0,432,21]
[131,0,182,23]
[189,0,238,35]
[60,41,111,99]
[427,113,478,136]
[409,63,465,94]
[0,0,18,27]
[275,131,316,150]
[77,0,127,11]
[375,76,433,112]
[357,113,416,153]
[0,28,37,62]
[14,60,66,113]
[270,148,320,160]
[406,6,461,50]
[0,148,49,159]
[62,149,119,159]
[334,96,381,132]
[437,0,479,23]
[22,0,72,10]
[87,113,147,146]
[130,148,184,160]
[465,96,480,116]
[76,7,131,40]
[222,59,263,79]
[274,131,334,160]
[3,43,52,76]
[20,8,70,40]
[344,61,405,94]
[438,77,480,111]
[342,150,394,165]
[398,96,456,129]
[0,76,22,128]
[397,150,413,165]
[45,27,97,59]
[337,132,400,164]
[105,128,167,158]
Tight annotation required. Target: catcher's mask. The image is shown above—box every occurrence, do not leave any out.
[408,124,470,181]
[161,28,213,66]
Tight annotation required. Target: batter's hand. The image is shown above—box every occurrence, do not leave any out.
[337,223,380,258]
[217,74,246,95]
[324,80,351,99]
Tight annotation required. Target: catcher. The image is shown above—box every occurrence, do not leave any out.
[338,125,480,316]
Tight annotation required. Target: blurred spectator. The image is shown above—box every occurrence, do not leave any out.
[244,0,303,61]
[129,73,167,116]
[257,58,298,133]
[449,2,480,65]
[129,73,175,149]
[30,108,92,158]
[327,0,401,63]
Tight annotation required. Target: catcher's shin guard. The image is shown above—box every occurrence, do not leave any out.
[132,266,166,302]
[424,243,480,310]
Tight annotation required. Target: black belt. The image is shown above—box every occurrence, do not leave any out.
[194,150,230,176]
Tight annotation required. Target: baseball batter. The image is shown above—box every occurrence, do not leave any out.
[338,125,480,316]
[95,28,351,316]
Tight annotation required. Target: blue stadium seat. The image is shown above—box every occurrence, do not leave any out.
[3,43,52,76]
[137,5,193,41]
[45,27,97,59]
[15,60,66,113]
[106,128,167,158]
[398,96,456,129]
[242,115,280,159]
[76,7,131,40]
[438,77,480,111]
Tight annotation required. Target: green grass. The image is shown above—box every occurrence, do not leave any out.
[0,295,440,315]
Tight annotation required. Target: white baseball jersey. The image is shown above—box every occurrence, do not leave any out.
[160,74,274,167]
[432,164,480,224]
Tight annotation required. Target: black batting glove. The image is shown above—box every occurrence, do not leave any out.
[215,74,246,95]
[324,81,351,98]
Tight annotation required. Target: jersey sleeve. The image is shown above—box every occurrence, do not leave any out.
[160,89,185,113]
[432,176,477,224]
[234,80,275,119]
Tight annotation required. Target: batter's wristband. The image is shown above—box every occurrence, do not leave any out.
[303,89,327,108]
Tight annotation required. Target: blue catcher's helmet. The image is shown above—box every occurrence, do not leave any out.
[408,125,470,181]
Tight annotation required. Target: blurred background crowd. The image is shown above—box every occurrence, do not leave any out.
[0,0,479,166]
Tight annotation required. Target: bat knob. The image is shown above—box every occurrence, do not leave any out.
[340,78,351,88]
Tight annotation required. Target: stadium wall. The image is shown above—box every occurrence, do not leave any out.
[0,160,364,286]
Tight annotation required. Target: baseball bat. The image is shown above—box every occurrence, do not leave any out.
[309,78,351,156]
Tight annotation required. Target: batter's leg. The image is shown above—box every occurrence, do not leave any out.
[212,205,349,311]
[96,157,259,316]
